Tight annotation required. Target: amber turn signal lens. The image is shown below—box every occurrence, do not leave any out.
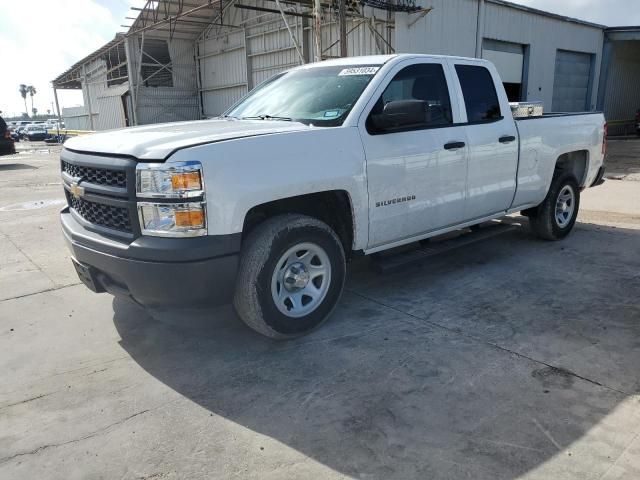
[171,171,202,191]
[174,209,205,228]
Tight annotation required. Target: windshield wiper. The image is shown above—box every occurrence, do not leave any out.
[241,114,292,121]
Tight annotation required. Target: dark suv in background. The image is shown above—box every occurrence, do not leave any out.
[0,130,16,156]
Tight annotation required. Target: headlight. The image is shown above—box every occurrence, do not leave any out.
[136,161,204,198]
[138,202,207,237]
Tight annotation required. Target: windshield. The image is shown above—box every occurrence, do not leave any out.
[225,65,381,126]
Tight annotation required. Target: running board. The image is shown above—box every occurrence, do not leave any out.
[371,221,519,274]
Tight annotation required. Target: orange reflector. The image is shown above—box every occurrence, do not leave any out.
[171,171,202,190]
[175,209,205,228]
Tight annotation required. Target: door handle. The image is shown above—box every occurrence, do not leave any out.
[444,141,466,150]
[499,135,516,143]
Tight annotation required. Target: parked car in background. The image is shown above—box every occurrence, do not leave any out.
[24,124,48,141]
[9,128,20,142]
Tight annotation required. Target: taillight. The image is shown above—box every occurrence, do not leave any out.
[602,122,607,156]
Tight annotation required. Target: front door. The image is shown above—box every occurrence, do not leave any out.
[360,60,469,249]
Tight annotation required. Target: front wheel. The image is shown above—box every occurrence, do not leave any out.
[233,214,346,339]
[528,173,580,240]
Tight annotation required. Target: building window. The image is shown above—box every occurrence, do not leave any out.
[455,65,502,122]
[140,39,173,87]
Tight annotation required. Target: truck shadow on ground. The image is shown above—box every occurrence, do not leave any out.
[0,163,37,171]
[112,220,640,479]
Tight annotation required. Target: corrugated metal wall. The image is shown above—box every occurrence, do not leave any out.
[198,3,393,117]
[61,106,92,130]
[129,36,200,125]
[396,0,604,112]
[136,87,200,124]
[396,0,478,57]
[198,22,249,115]
[604,41,640,123]
[66,57,128,131]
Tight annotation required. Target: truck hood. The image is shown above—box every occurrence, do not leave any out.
[63,118,311,160]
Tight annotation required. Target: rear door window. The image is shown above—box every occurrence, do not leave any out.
[455,65,502,122]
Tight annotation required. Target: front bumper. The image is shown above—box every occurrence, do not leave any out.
[62,209,240,308]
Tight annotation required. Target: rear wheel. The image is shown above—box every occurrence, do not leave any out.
[233,214,346,339]
[528,173,580,240]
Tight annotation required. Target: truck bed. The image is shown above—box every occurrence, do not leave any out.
[514,111,604,121]
[512,111,606,209]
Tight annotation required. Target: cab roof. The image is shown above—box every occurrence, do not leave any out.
[297,53,487,69]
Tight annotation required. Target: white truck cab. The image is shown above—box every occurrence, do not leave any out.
[61,54,606,338]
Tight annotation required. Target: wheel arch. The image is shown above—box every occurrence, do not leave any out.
[554,150,589,187]
[241,190,357,256]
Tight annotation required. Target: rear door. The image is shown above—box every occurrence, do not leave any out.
[359,59,469,249]
[450,60,519,220]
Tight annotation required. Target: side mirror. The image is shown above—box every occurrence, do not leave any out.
[369,100,426,132]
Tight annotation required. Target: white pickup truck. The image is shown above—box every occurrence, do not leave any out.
[60,54,606,338]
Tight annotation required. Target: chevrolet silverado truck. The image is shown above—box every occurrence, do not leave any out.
[60,54,606,338]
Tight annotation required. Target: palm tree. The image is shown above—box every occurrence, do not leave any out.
[32,107,38,117]
[19,84,28,116]
[27,86,37,115]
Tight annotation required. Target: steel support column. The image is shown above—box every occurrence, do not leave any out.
[124,36,138,125]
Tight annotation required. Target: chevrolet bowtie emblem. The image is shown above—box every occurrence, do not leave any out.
[70,181,85,199]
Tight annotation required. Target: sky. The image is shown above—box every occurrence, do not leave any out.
[0,0,143,118]
[0,0,638,118]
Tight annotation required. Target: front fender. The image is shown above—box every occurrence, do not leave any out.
[168,127,369,250]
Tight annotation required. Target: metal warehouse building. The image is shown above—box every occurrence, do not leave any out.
[52,0,640,135]
[397,0,605,112]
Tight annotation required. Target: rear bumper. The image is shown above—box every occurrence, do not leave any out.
[62,209,240,308]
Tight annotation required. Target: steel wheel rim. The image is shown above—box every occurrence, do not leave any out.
[555,184,575,228]
[271,242,332,318]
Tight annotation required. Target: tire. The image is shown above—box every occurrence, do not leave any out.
[233,214,346,339]
[528,172,580,240]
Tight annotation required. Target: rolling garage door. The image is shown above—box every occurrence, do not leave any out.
[552,50,593,112]
[482,39,525,102]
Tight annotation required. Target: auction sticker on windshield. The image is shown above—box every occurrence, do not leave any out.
[338,67,380,76]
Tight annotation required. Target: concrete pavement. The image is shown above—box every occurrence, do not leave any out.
[1,141,639,479]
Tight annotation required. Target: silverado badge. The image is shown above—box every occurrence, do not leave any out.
[376,195,416,208]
